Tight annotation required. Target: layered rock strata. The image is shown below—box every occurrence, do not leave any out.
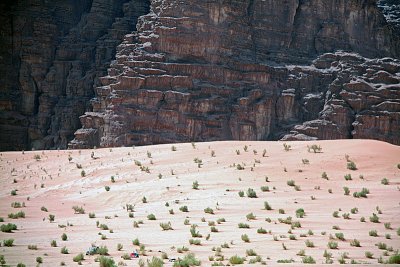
[70,0,400,148]
[0,0,150,150]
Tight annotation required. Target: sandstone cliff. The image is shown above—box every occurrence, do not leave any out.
[1,0,399,150]
[69,0,400,148]
[0,0,150,150]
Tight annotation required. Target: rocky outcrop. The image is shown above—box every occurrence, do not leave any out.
[0,0,150,150]
[69,0,400,148]
[1,0,399,151]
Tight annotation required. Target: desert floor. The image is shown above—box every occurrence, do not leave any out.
[0,140,399,266]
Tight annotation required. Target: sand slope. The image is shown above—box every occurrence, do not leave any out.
[0,140,399,266]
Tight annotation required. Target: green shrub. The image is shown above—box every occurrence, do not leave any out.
[287,180,295,186]
[238,223,250,229]
[387,253,400,264]
[98,256,115,267]
[97,246,109,255]
[105,186,110,191]
[192,181,199,190]
[210,226,218,232]
[147,256,164,267]
[73,253,84,262]
[246,249,257,256]
[305,240,314,247]
[147,214,156,220]
[246,188,257,198]
[160,222,173,230]
[132,238,140,246]
[264,201,272,210]
[327,241,338,249]
[36,257,43,264]
[48,214,55,222]
[204,207,214,214]
[61,233,67,241]
[241,234,250,242]
[344,174,352,181]
[1,223,17,233]
[365,251,374,259]
[179,206,189,212]
[3,239,14,246]
[350,207,358,214]
[189,239,201,245]
[257,227,267,234]
[246,212,256,220]
[321,172,328,179]
[370,213,380,223]
[350,239,361,247]
[72,206,85,214]
[302,256,316,264]
[229,255,245,264]
[335,232,345,241]
[28,244,37,250]
[238,191,244,197]
[60,246,69,254]
[8,211,25,219]
[260,186,269,192]
[381,178,389,185]
[121,253,131,260]
[347,161,357,170]
[343,187,350,195]
[279,208,285,214]
[51,240,57,247]
[89,213,96,218]
[333,211,339,218]
[296,208,305,218]
[17,264,26,267]
[376,242,387,250]
[173,253,200,267]
[369,230,378,237]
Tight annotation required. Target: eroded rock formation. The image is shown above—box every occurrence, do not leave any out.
[1,0,399,150]
[69,0,400,148]
[0,0,150,150]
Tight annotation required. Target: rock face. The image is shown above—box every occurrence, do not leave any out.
[1,0,399,150]
[0,0,150,150]
[69,0,400,148]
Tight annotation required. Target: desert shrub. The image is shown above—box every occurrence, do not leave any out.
[260,186,269,192]
[99,224,109,230]
[327,241,338,249]
[121,253,131,260]
[350,207,358,214]
[171,145,177,151]
[384,222,391,229]
[376,242,387,250]
[343,187,350,195]
[147,214,156,220]
[241,234,250,242]
[238,223,250,229]
[36,257,43,264]
[369,230,378,237]
[217,218,225,224]
[17,264,26,267]
[305,240,314,247]
[335,232,345,241]
[302,256,316,264]
[246,212,256,220]
[160,222,173,231]
[116,243,123,251]
[190,180,200,190]
[296,208,305,218]
[257,227,267,234]
[321,172,328,179]
[387,253,400,264]
[333,211,339,218]
[8,211,25,219]
[365,251,374,259]
[72,206,85,214]
[264,201,272,210]
[370,213,380,223]
[342,213,350,219]
[246,249,257,256]
[1,223,17,233]
[3,239,14,246]
[147,256,164,267]
[179,206,189,212]
[190,225,201,237]
[48,214,55,222]
[51,240,57,247]
[189,239,201,245]
[246,188,257,198]
[229,255,245,264]
[344,174,352,181]
[105,186,110,191]
[73,253,84,262]
[28,244,37,250]
[347,161,357,170]
[210,226,218,232]
[236,164,244,170]
[381,178,389,185]
[287,180,295,186]
[204,207,214,214]
[97,246,108,255]
[238,191,244,197]
[98,256,115,267]
[61,233,67,241]
[289,234,296,240]
[283,143,291,151]
[60,246,69,254]
[350,239,361,247]
[174,253,200,267]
